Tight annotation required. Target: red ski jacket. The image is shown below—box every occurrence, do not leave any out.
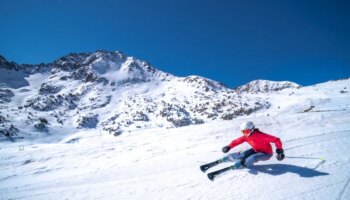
[228,129,283,154]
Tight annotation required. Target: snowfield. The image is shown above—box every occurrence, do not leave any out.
[1,78,350,200]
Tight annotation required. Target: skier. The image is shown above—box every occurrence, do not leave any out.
[200,121,285,180]
[221,121,285,168]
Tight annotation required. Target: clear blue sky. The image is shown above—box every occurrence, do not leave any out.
[0,0,349,87]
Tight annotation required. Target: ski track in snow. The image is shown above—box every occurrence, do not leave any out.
[337,174,350,200]
[285,130,350,151]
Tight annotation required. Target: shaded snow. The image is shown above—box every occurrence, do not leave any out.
[0,68,30,89]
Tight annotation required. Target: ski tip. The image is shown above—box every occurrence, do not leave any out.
[200,166,207,173]
[207,174,215,181]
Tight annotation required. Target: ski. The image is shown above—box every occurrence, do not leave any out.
[200,160,222,172]
[207,166,233,181]
[207,162,243,181]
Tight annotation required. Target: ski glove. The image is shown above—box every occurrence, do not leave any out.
[222,146,231,153]
[276,148,285,161]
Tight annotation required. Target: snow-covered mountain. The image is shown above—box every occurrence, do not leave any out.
[234,79,301,93]
[1,50,276,141]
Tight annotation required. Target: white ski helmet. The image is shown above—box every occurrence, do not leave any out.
[240,121,255,131]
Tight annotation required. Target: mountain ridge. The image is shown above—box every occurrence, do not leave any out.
[0,50,310,141]
[234,79,301,93]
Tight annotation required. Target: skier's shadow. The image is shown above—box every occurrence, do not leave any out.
[248,164,329,178]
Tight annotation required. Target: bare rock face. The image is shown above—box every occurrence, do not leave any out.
[39,83,63,95]
[34,118,50,133]
[77,114,99,129]
[0,89,14,103]
[0,115,19,139]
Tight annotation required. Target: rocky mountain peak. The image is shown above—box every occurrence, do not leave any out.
[52,50,125,70]
[0,55,17,70]
[183,76,228,91]
[44,50,173,85]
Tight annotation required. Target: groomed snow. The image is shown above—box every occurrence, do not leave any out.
[1,79,350,200]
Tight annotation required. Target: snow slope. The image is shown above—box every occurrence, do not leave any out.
[1,78,350,200]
